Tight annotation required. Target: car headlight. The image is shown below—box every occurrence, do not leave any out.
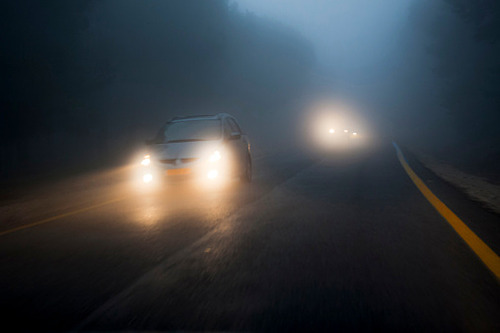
[141,154,151,166]
[207,169,219,179]
[142,173,153,183]
[209,150,221,162]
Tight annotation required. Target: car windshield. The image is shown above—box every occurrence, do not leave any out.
[159,119,221,143]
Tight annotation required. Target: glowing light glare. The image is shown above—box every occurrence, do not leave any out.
[207,169,218,179]
[209,150,221,162]
[142,173,153,183]
[141,154,151,166]
[305,100,371,151]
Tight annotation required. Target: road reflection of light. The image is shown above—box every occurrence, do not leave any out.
[127,175,245,232]
[136,204,161,227]
[130,195,163,227]
[191,180,242,234]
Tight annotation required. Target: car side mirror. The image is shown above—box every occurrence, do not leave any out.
[229,132,241,140]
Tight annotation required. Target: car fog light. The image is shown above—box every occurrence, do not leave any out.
[209,150,221,162]
[207,169,218,179]
[143,173,153,183]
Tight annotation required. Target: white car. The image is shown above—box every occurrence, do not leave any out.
[140,113,252,184]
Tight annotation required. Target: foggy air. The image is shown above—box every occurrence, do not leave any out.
[1,1,499,331]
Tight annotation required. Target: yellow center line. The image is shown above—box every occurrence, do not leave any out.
[393,142,500,281]
[0,196,128,237]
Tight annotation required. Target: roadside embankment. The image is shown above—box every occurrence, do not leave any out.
[409,148,500,215]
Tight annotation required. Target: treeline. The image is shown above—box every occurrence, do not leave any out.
[0,0,314,178]
[392,0,500,149]
[429,0,500,143]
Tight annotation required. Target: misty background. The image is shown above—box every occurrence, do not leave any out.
[1,0,499,181]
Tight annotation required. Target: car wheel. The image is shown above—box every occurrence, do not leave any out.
[241,154,252,183]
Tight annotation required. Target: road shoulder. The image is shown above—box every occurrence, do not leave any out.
[409,148,500,215]
[401,145,500,258]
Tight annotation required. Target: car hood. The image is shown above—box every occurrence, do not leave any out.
[152,141,221,160]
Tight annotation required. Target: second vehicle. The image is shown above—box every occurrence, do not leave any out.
[140,113,252,185]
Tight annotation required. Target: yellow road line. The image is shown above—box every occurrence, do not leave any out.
[0,196,127,237]
[393,142,500,281]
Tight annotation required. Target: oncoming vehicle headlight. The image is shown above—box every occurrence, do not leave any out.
[209,150,221,162]
[207,169,218,179]
[143,173,153,183]
[141,154,151,166]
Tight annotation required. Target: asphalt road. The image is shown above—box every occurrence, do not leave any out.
[1,140,499,331]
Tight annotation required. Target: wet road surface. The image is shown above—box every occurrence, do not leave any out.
[1,141,499,331]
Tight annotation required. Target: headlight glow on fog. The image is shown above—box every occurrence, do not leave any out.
[207,169,218,179]
[209,150,221,162]
[141,154,151,166]
[304,99,373,152]
[143,173,153,183]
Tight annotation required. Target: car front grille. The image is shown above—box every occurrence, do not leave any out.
[159,159,176,165]
[159,158,199,165]
[180,158,199,164]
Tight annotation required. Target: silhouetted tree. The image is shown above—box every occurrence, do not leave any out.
[0,0,314,178]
